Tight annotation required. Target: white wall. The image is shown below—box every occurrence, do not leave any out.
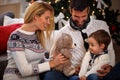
[0,0,28,18]
[20,0,29,18]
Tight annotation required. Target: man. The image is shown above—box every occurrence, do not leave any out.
[44,0,115,80]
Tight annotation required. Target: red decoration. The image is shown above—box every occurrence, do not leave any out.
[110,25,117,34]
[0,23,23,55]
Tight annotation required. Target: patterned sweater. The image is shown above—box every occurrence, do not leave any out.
[3,28,50,80]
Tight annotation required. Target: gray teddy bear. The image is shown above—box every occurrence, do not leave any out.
[50,33,75,76]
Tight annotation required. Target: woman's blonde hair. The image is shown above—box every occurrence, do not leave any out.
[24,1,54,49]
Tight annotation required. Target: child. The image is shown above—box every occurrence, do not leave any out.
[70,30,111,80]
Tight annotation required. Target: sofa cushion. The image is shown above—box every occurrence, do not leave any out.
[0,12,15,26]
[3,16,24,26]
[0,23,23,55]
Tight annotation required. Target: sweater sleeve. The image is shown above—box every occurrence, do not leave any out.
[12,51,50,77]
[79,51,91,77]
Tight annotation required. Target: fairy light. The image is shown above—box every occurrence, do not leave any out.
[48,1,51,4]
[99,9,102,12]
[102,9,105,18]
[92,11,95,15]
[55,0,60,3]
[68,0,70,3]
[61,7,64,10]
[93,3,95,6]
[66,16,69,19]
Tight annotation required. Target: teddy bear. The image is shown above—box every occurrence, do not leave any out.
[50,33,75,76]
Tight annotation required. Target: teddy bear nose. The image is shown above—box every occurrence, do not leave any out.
[74,43,76,46]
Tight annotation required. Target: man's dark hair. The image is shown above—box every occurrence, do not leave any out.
[70,0,89,11]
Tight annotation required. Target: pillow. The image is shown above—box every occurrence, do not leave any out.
[3,16,24,26]
[0,12,15,26]
[0,23,23,55]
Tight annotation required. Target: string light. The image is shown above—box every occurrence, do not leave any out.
[99,9,102,12]
[68,0,70,3]
[48,1,51,4]
[61,7,64,10]
[66,16,69,19]
[92,11,95,15]
[93,3,95,6]
[55,0,60,3]
[102,9,105,18]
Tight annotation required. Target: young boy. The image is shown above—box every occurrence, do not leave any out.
[70,30,111,80]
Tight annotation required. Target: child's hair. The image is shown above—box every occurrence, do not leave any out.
[89,30,111,50]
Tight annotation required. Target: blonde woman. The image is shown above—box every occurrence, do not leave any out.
[3,1,68,80]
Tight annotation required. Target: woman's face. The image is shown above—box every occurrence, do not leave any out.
[34,10,52,31]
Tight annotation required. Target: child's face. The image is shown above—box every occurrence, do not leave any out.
[88,37,104,54]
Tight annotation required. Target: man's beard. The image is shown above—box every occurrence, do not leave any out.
[73,19,86,28]
[70,17,90,30]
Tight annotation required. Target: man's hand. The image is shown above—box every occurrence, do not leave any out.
[97,64,112,79]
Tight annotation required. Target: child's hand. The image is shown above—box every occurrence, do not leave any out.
[74,65,80,75]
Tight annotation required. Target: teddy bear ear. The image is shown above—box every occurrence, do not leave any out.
[61,33,69,39]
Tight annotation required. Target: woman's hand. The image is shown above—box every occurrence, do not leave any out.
[97,64,112,79]
[49,53,68,68]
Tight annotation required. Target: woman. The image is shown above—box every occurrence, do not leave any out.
[3,1,68,80]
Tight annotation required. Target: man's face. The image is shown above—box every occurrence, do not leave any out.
[71,7,89,27]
